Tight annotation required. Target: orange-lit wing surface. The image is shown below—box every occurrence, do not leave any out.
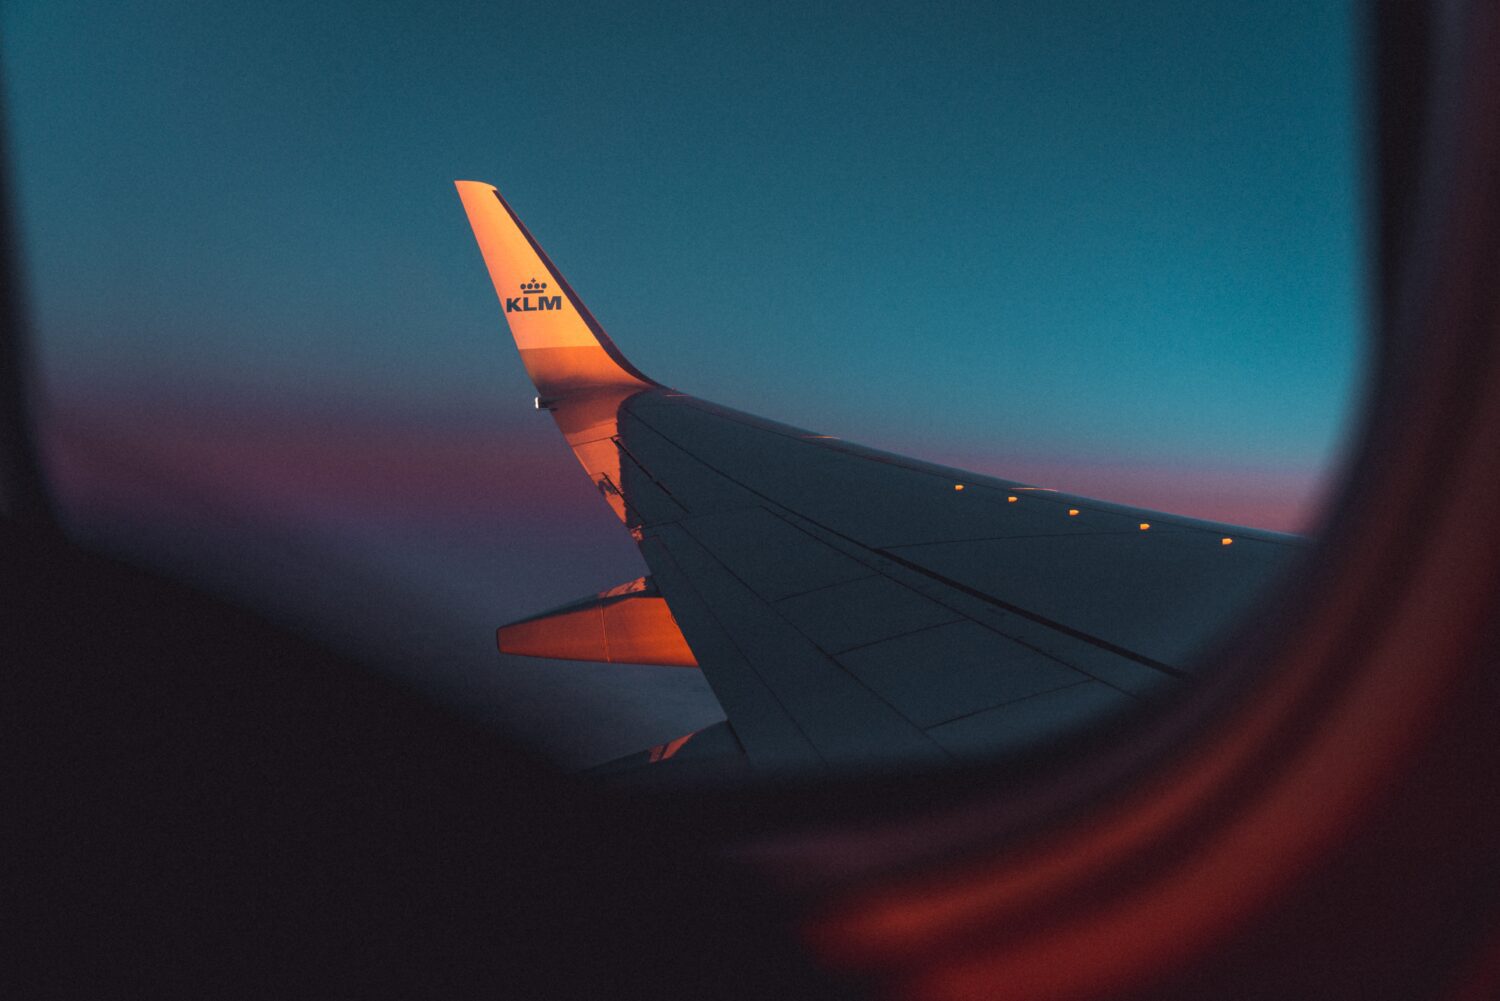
[458,182,1306,773]
[497,577,698,667]
[454,180,653,397]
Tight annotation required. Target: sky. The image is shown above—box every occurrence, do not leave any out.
[2,0,1363,765]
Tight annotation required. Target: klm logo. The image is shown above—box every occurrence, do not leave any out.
[506,278,563,313]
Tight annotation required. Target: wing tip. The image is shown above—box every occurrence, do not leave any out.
[453,179,659,394]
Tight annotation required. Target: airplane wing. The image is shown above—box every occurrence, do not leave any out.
[455,181,1305,774]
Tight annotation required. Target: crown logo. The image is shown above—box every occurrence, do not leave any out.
[519,278,548,295]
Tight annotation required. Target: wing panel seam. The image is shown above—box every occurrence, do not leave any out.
[671,515,954,752]
[624,401,1188,680]
[639,528,828,766]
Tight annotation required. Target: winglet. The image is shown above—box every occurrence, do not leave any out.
[454,181,655,396]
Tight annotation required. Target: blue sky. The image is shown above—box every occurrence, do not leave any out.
[2,0,1363,762]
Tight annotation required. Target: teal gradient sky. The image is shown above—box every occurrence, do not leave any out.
[3,1,1364,762]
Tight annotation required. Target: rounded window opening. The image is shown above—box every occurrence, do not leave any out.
[8,2,1363,790]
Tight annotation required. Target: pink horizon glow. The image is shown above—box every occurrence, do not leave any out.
[41,393,597,531]
[42,390,1333,538]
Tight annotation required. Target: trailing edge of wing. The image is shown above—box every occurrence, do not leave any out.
[454,180,656,397]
